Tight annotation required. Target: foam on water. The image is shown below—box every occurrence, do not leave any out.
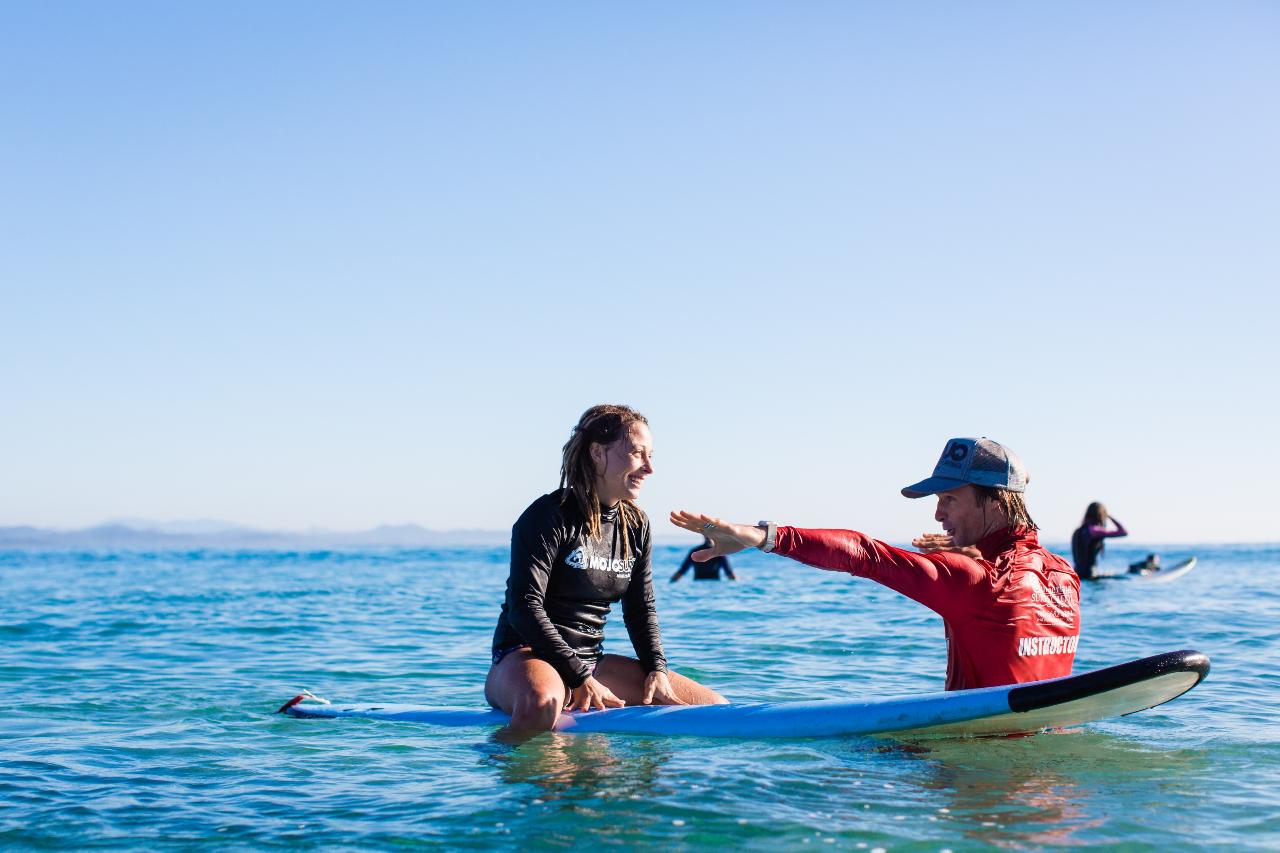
[1,542,1277,849]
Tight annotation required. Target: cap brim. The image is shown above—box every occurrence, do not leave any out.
[901,476,969,499]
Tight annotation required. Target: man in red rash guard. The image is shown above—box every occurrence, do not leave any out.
[670,437,1080,691]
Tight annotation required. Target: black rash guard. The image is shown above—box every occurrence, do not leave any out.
[491,490,667,689]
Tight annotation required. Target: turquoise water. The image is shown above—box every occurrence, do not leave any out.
[2,542,1276,850]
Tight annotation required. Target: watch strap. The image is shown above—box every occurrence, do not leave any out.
[756,520,777,553]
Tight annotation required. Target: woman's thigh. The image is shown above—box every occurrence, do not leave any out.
[483,648,569,713]
[592,654,728,705]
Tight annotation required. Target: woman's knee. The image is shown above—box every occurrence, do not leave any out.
[669,670,729,705]
[510,688,563,730]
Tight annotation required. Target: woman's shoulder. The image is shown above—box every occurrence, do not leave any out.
[515,489,577,530]
[519,489,566,515]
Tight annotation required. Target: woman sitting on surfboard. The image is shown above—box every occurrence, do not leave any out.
[486,404,726,732]
[1070,502,1128,579]
[672,437,1081,691]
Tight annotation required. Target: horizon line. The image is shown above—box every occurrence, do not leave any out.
[0,521,1274,549]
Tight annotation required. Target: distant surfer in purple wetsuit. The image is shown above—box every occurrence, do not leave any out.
[1071,502,1128,579]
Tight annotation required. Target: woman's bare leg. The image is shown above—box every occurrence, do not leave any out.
[592,654,728,705]
[484,648,568,731]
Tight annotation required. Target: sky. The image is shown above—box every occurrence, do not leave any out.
[2,2,1277,544]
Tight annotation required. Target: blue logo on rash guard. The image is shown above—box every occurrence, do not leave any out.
[564,546,634,576]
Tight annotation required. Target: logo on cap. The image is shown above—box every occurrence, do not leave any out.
[935,439,974,476]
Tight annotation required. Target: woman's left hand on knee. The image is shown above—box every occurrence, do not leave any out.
[642,670,686,705]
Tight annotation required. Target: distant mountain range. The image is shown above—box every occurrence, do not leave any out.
[0,520,510,549]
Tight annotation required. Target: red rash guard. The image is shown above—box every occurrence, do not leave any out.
[774,525,1080,690]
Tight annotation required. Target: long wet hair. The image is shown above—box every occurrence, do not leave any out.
[973,485,1038,532]
[559,404,648,558]
[1082,502,1107,527]
[1073,502,1107,576]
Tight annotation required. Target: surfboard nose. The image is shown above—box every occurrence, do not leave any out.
[1008,649,1209,713]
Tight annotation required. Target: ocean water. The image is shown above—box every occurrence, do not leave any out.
[1,541,1276,850]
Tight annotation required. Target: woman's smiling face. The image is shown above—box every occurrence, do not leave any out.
[592,422,655,506]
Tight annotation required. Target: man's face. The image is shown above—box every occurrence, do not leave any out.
[933,485,993,547]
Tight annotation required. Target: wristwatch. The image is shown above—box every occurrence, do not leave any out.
[756,520,777,553]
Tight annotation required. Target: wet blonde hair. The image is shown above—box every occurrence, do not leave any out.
[975,485,1038,532]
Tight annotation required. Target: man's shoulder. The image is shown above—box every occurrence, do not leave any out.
[1015,534,1072,568]
[1001,539,1077,580]
[924,548,995,582]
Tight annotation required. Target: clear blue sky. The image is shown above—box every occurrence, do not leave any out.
[2,3,1277,543]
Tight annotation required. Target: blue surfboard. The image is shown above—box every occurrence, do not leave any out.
[279,649,1208,739]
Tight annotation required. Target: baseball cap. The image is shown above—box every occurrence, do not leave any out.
[901,437,1028,498]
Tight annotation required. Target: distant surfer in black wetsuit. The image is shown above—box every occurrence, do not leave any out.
[1128,553,1161,575]
[485,404,727,733]
[1071,502,1128,579]
[671,538,736,582]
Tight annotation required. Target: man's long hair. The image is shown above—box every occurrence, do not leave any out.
[559,404,648,558]
[974,485,1038,532]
